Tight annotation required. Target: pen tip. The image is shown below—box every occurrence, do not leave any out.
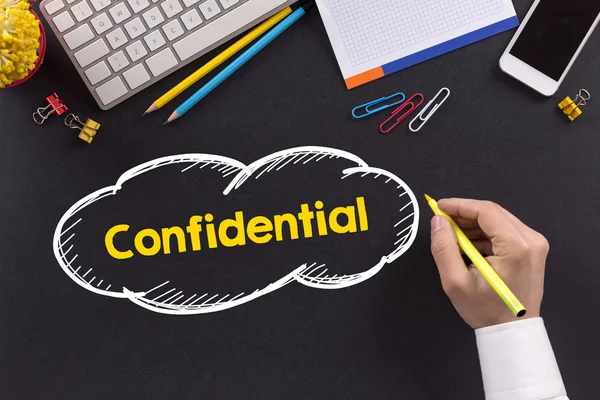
[424,194,432,202]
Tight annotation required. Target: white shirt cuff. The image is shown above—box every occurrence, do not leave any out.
[475,317,568,400]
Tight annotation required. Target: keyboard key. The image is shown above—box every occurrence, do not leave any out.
[106,27,128,49]
[145,47,177,77]
[107,50,130,72]
[142,7,164,29]
[174,0,283,61]
[162,19,184,41]
[218,0,238,9]
[74,38,110,67]
[182,0,200,6]
[45,0,65,15]
[63,23,94,50]
[199,0,220,20]
[125,40,148,61]
[127,0,149,13]
[109,2,131,24]
[144,30,165,51]
[52,11,75,32]
[95,76,128,106]
[160,0,183,18]
[123,64,151,89]
[71,1,93,21]
[66,0,77,4]
[124,17,147,39]
[181,9,202,30]
[85,61,111,85]
[89,0,111,11]
[91,13,113,34]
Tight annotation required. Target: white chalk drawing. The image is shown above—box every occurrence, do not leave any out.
[53,147,419,315]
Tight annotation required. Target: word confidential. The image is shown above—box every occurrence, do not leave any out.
[105,197,369,259]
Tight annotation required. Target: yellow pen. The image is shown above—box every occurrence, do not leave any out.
[144,7,293,114]
[425,194,526,318]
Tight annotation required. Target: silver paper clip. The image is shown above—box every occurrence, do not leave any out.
[409,87,450,132]
[352,92,406,119]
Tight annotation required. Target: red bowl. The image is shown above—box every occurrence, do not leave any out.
[5,7,47,88]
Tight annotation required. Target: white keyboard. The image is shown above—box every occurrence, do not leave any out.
[40,0,294,110]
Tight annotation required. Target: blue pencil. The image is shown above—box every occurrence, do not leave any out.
[166,4,311,124]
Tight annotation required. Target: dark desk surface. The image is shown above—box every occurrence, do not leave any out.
[1,1,599,398]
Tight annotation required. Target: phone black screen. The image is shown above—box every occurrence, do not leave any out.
[510,1,600,80]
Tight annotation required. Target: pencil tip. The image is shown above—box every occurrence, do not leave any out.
[145,104,158,115]
[424,194,432,202]
[165,111,179,125]
[162,120,169,126]
[141,112,147,116]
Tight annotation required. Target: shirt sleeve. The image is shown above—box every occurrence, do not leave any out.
[475,317,568,400]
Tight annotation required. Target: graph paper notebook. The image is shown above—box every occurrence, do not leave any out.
[314,0,519,89]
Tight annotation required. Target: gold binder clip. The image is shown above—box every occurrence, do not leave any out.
[64,114,100,143]
[558,89,590,122]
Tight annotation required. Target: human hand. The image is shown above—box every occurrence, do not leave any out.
[429,198,549,329]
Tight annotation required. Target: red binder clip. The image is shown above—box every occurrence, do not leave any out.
[33,93,68,125]
[380,93,425,134]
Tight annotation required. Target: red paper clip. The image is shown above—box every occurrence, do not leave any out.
[33,93,68,125]
[379,93,425,134]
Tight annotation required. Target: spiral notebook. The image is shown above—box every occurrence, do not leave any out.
[314,0,519,89]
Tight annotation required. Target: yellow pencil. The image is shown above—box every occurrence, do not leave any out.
[425,194,526,318]
[144,7,293,114]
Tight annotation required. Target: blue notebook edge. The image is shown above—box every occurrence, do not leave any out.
[381,16,520,75]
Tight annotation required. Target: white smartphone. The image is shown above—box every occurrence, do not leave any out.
[500,0,600,96]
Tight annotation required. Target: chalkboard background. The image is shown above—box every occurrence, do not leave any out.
[1,1,599,398]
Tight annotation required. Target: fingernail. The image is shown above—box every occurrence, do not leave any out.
[431,216,446,233]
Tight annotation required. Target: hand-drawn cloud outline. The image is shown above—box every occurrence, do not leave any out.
[53,147,419,315]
